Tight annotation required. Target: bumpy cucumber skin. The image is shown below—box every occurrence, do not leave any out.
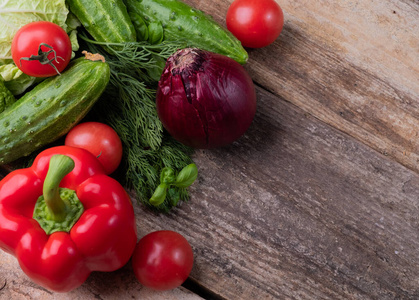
[67,0,136,45]
[0,58,110,165]
[124,0,248,64]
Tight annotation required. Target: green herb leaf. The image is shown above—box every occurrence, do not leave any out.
[167,187,181,207]
[160,167,176,184]
[129,12,149,41]
[175,164,198,188]
[149,183,168,207]
[146,54,166,82]
[147,22,164,44]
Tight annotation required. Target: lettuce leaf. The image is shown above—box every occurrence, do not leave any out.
[0,0,80,94]
[0,64,39,95]
[66,11,81,55]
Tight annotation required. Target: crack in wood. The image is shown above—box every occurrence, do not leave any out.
[0,278,6,291]
[182,277,226,300]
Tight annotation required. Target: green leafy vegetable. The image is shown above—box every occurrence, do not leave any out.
[66,12,82,55]
[0,64,38,95]
[150,164,198,208]
[0,0,80,94]
[149,184,168,207]
[147,22,164,44]
[80,34,195,212]
[160,167,176,184]
[175,164,199,188]
[0,77,15,113]
[129,12,149,41]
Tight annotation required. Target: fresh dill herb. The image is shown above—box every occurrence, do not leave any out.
[79,33,194,212]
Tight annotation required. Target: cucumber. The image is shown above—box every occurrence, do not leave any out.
[124,0,248,64]
[0,57,110,165]
[67,0,136,47]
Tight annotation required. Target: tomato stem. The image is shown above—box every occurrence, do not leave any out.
[19,43,64,75]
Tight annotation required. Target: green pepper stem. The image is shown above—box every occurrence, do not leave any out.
[43,155,75,222]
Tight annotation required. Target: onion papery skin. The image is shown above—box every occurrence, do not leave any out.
[156,48,257,149]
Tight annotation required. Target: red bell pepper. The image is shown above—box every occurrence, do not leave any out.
[0,145,137,292]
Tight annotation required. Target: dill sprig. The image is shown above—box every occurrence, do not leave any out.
[79,33,194,212]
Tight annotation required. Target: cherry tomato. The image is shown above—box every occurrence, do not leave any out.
[132,230,194,291]
[65,122,123,175]
[11,21,72,77]
[226,0,284,48]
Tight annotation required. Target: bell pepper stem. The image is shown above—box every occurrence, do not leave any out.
[43,154,75,222]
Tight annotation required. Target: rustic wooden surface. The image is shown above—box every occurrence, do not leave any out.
[1,0,419,299]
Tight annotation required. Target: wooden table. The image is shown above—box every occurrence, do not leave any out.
[1,0,418,299]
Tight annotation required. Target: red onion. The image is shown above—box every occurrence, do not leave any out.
[156,48,257,149]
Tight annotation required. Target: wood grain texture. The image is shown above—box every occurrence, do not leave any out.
[155,1,418,298]
[266,0,419,173]
[1,0,419,299]
[0,250,202,300]
[133,86,419,299]
[187,0,419,173]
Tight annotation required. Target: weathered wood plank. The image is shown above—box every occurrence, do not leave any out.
[0,250,203,299]
[186,0,419,174]
[133,86,419,299]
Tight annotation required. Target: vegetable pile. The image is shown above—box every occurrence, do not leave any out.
[0,0,284,294]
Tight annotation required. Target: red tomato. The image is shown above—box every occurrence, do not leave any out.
[132,230,194,291]
[226,0,284,48]
[11,21,72,77]
[65,122,123,175]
